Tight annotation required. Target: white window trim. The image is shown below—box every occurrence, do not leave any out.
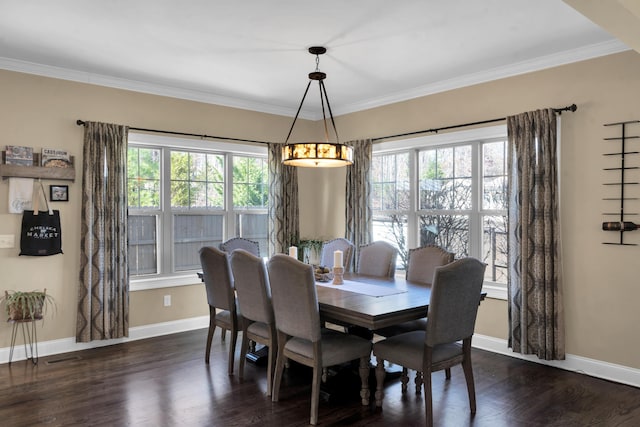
[374,124,508,300]
[128,132,267,292]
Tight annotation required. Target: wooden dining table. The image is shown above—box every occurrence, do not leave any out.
[315,273,433,331]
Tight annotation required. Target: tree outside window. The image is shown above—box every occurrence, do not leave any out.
[371,136,508,285]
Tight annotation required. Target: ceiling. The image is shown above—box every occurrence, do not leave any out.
[0,1,635,119]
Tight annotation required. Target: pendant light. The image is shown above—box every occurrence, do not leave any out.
[282,46,353,167]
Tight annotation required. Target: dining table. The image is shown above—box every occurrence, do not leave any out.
[316,272,486,333]
[199,269,484,332]
[315,273,433,331]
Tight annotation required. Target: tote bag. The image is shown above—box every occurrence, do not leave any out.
[19,181,63,256]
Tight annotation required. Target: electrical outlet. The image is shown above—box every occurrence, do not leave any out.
[0,234,15,249]
[163,295,171,307]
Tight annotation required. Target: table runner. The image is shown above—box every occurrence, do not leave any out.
[315,279,407,297]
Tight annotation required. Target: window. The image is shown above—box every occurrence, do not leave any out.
[127,133,268,290]
[371,125,508,297]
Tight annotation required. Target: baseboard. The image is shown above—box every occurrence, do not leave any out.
[0,316,209,364]
[473,334,640,389]
[2,319,638,390]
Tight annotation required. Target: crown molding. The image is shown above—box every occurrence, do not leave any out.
[333,39,631,116]
[0,39,630,120]
[0,57,308,119]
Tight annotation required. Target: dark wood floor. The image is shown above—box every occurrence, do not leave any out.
[1,329,639,426]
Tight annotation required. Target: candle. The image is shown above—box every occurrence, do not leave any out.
[289,246,298,259]
[333,250,343,268]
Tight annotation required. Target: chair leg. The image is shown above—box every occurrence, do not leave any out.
[205,307,216,364]
[423,369,433,427]
[462,339,477,414]
[239,330,249,380]
[310,365,322,425]
[266,336,276,397]
[228,328,238,375]
[424,348,434,427]
[221,329,227,342]
[445,367,452,379]
[415,370,423,395]
[401,367,409,394]
[358,356,370,405]
[374,357,386,407]
[272,333,287,402]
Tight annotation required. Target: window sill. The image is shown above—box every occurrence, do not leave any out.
[482,283,507,300]
[130,273,202,291]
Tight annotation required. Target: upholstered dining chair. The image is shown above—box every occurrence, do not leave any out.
[373,257,486,427]
[220,237,260,257]
[374,245,456,392]
[406,245,455,283]
[357,241,398,278]
[320,238,355,271]
[267,254,372,426]
[375,245,455,337]
[230,249,277,396]
[199,246,242,375]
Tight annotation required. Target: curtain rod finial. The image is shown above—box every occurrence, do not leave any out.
[76,119,85,126]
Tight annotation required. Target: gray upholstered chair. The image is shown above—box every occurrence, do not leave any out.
[199,246,242,375]
[320,238,355,272]
[357,241,398,278]
[406,245,455,283]
[267,254,372,426]
[375,245,455,338]
[230,249,277,396]
[220,237,260,257]
[373,257,486,427]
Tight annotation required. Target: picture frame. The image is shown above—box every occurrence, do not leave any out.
[50,185,69,202]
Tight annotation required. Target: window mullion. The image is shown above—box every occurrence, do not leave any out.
[469,143,481,259]
[225,153,234,239]
[162,147,173,274]
[407,149,418,249]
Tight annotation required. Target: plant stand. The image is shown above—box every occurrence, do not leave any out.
[8,318,40,365]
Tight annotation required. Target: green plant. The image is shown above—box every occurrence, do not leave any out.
[1,289,55,321]
[298,239,324,264]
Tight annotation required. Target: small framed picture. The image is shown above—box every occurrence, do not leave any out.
[50,185,69,202]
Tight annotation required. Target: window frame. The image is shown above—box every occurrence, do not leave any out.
[127,132,268,291]
[373,125,508,299]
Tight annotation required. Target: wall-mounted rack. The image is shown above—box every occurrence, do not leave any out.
[0,151,75,182]
[602,120,639,245]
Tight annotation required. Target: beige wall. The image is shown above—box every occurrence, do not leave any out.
[1,50,639,370]
[0,70,317,346]
[312,50,640,369]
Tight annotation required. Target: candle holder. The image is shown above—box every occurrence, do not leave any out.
[332,267,344,285]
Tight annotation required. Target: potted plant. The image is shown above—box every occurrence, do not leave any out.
[1,289,55,321]
[298,238,324,264]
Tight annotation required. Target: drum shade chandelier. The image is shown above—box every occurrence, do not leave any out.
[282,46,353,167]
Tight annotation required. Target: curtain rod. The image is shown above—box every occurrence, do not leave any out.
[77,102,576,146]
[372,103,577,142]
[75,120,273,145]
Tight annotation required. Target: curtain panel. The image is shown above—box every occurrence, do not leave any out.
[76,121,130,342]
[268,143,299,255]
[345,139,372,271]
[507,109,565,360]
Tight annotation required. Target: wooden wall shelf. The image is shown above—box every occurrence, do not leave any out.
[0,152,75,182]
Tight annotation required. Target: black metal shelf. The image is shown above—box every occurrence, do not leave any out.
[602,120,640,245]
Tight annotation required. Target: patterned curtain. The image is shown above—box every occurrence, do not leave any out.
[345,139,372,271]
[76,122,130,342]
[268,143,299,255]
[507,109,565,360]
